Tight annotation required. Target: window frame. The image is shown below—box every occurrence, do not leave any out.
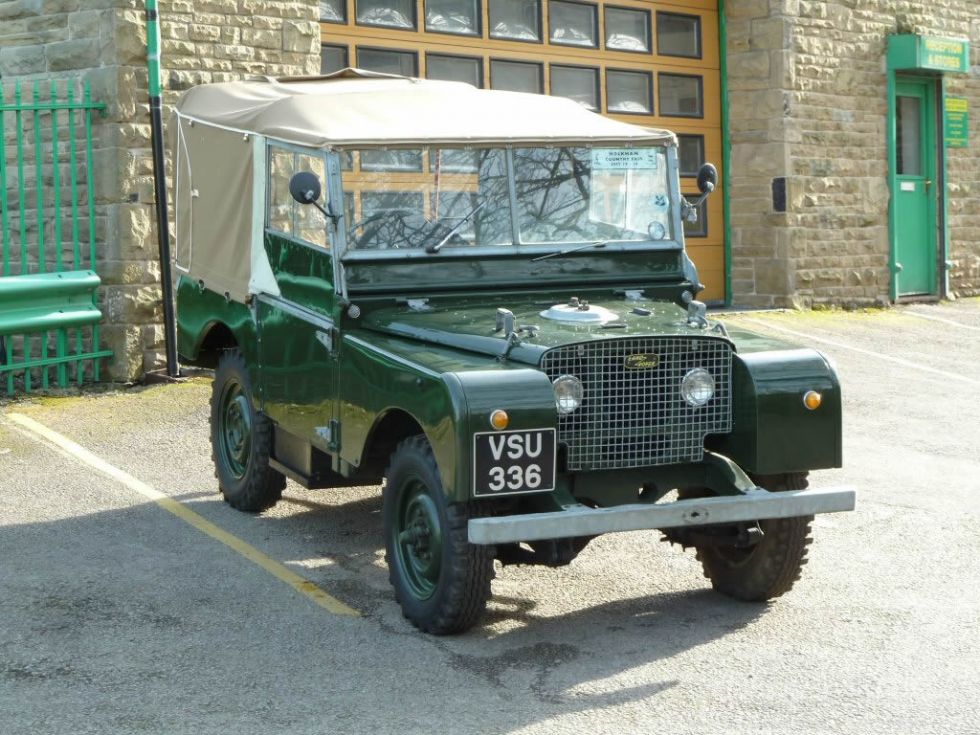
[320,43,349,74]
[424,0,482,37]
[657,71,704,119]
[339,145,686,263]
[604,67,653,116]
[319,0,348,24]
[681,193,708,238]
[355,45,420,77]
[265,141,333,253]
[548,0,599,49]
[354,0,418,31]
[677,134,705,177]
[425,52,485,87]
[655,11,703,60]
[549,63,601,111]
[489,57,544,93]
[488,0,544,45]
[602,5,651,55]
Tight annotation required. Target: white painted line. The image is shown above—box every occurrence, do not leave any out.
[6,412,360,618]
[741,318,980,387]
[904,310,980,332]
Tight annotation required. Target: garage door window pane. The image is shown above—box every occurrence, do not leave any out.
[426,0,479,35]
[550,1,597,48]
[320,0,346,21]
[605,7,649,52]
[659,73,702,117]
[356,0,415,29]
[677,135,704,176]
[551,66,598,110]
[429,148,482,173]
[682,196,707,237]
[357,47,418,76]
[491,60,542,93]
[657,12,701,58]
[361,149,424,172]
[427,54,482,87]
[320,45,348,74]
[489,0,541,41]
[606,70,651,113]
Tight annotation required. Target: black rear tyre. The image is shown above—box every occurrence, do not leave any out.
[690,473,813,601]
[210,348,285,512]
[383,435,494,634]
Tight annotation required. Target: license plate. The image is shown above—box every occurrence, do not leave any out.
[473,429,556,497]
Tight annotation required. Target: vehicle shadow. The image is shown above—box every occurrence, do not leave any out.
[231,486,769,711]
[2,485,768,734]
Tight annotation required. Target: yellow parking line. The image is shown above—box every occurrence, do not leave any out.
[6,412,360,618]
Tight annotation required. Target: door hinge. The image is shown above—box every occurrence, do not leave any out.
[314,419,341,451]
[315,328,336,353]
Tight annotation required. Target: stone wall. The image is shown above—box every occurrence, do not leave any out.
[726,0,980,307]
[0,0,319,381]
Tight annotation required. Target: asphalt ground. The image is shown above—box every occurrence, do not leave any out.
[1,299,978,735]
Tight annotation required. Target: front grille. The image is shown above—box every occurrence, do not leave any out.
[540,336,733,470]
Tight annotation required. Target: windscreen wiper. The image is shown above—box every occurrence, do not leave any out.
[425,201,488,253]
[530,240,608,262]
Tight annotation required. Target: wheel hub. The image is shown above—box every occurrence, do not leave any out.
[220,384,252,478]
[395,485,443,599]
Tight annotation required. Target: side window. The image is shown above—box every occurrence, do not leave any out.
[266,145,329,249]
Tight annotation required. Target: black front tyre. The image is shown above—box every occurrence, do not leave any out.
[693,473,813,601]
[383,435,494,635]
[210,348,285,512]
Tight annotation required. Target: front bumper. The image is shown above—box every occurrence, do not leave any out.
[467,486,855,545]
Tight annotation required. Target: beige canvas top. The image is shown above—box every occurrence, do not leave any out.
[173,69,677,304]
[175,68,676,148]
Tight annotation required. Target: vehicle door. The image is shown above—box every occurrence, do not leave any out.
[256,143,341,454]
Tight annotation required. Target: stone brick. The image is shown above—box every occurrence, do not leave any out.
[281,19,318,54]
[46,37,99,71]
[0,44,46,75]
[67,9,100,39]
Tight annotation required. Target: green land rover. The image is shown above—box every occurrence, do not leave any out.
[173,69,854,634]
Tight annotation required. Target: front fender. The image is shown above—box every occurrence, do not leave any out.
[447,369,557,502]
[706,348,842,475]
[338,334,557,502]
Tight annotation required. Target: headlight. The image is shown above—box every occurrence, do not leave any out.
[681,368,715,407]
[553,375,584,415]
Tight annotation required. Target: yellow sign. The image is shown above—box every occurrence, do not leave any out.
[922,37,969,72]
[945,96,969,148]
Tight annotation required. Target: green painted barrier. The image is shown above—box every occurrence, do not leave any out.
[0,271,102,336]
[0,79,111,393]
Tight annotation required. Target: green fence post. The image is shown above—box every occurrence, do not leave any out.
[0,84,10,277]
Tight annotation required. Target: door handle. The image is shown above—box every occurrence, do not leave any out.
[925,179,933,190]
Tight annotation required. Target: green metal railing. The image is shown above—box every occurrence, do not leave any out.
[0,79,112,394]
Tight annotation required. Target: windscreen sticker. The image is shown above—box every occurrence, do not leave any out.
[591,148,659,171]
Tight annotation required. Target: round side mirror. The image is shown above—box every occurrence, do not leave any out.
[696,163,718,195]
[289,171,322,205]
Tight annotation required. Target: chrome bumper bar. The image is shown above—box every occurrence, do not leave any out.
[467,486,855,545]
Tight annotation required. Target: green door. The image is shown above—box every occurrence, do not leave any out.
[257,234,340,455]
[893,78,937,296]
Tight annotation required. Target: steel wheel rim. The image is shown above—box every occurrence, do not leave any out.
[219,381,252,479]
[394,479,443,600]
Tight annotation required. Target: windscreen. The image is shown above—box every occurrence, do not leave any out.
[340,145,673,251]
